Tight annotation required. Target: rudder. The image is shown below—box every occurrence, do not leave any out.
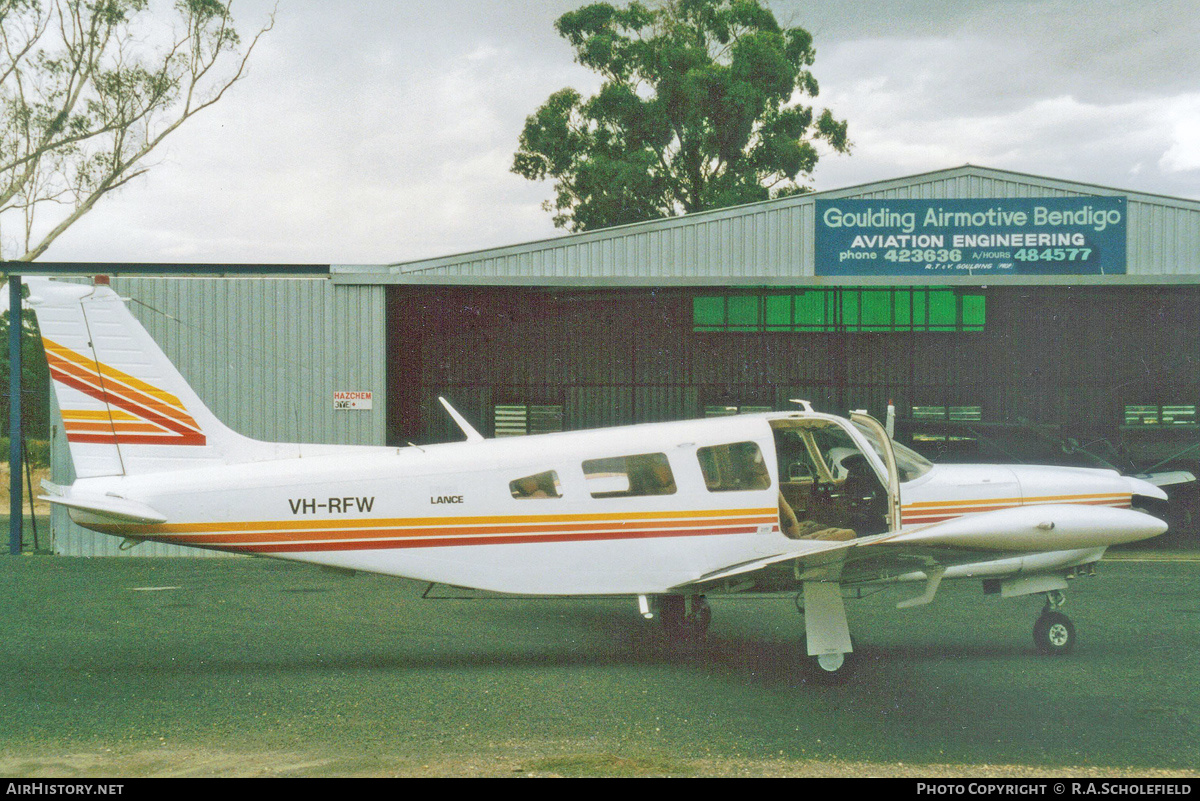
[24,278,258,477]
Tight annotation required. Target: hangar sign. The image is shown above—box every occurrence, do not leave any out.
[815,197,1126,277]
[334,391,372,410]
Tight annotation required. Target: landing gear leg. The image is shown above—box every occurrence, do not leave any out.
[659,594,712,643]
[802,582,856,682]
[1033,590,1075,656]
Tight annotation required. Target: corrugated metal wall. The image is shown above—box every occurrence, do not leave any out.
[50,277,387,556]
[387,284,1200,450]
[353,166,1200,281]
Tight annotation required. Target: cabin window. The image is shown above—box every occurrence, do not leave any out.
[851,421,933,483]
[582,453,676,498]
[697,442,771,492]
[509,470,562,499]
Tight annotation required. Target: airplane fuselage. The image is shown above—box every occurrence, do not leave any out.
[67,411,1161,596]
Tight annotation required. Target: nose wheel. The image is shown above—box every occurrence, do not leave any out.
[1033,592,1076,656]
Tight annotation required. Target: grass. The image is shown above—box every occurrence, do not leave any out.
[0,556,1197,777]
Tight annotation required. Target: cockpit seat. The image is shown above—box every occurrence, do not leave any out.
[779,492,855,541]
[794,521,856,541]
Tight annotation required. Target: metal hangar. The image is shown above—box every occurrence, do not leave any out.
[48,164,1200,554]
[362,165,1200,458]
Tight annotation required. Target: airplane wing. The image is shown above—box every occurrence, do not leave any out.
[1135,469,1196,488]
[675,503,1167,591]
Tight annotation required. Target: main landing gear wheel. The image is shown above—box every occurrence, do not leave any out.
[1034,611,1075,655]
[807,638,858,685]
[1034,592,1076,656]
[660,594,712,643]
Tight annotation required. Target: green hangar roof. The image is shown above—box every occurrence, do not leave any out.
[332,165,1200,287]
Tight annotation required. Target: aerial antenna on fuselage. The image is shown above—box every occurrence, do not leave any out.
[788,399,815,412]
[438,396,485,442]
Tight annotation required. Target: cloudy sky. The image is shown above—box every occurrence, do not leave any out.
[36,0,1200,266]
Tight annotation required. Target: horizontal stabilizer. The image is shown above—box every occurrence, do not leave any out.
[39,492,168,525]
[885,504,1166,551]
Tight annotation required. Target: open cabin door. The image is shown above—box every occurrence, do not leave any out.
[849,412,902,532]
[770,414,899,540]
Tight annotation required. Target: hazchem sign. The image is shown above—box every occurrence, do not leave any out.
[815,196,1126,277]
[333,391,372,410]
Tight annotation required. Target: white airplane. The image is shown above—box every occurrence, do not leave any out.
[21,277,1170,680]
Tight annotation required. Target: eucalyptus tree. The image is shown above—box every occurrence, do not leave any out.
[513,0,849,231]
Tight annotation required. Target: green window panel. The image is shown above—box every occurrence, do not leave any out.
[949,405,984,422]
[764,294,792,329]
[1124,404,1197,427]
[895,291,912,328]
[909,404,983,444]
[912,405,949,421]
[912,290,928,327]
[860,290,893,330]
[494,404,564,437]
[704,404,773,417]
[912,405,983,422]
[693,296,725,331]
[928,290,957,331]
[726,295,760,330]
[692,289,986,333]
[794,291,829,329]
[962,294,986,330]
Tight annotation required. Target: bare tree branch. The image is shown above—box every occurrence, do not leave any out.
[1,0,275,260]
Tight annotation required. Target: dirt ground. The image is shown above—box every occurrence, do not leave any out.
[0,464,51,514]
[3,748,1198,779]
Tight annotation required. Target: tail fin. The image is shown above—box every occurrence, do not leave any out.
[24,277,260,477]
